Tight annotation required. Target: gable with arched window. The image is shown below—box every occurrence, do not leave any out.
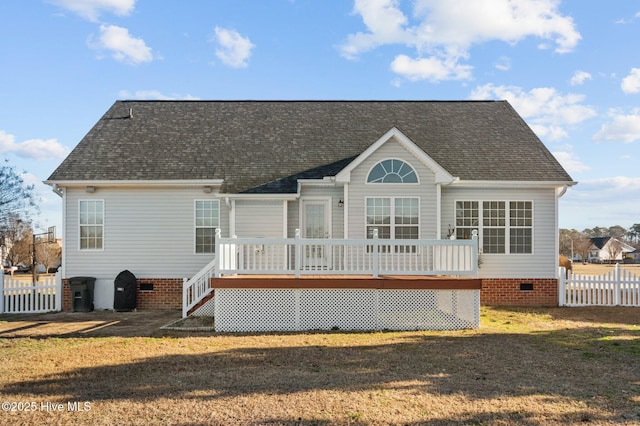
[366,159,418,184]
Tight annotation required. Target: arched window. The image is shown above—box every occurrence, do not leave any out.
[367,159,418,183]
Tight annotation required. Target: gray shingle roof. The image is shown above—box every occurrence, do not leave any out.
[47,100,573,193]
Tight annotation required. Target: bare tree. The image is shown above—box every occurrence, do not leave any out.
[605,238,624,264]
[0,159,37,236]
[36,240,61,273]
[574,237,593,264]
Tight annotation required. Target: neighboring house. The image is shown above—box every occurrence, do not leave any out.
[588,237,636,263]
[46,100,575,312]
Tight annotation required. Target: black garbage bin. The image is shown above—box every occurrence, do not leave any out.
[114,270,137,311]
[69,277,95,312]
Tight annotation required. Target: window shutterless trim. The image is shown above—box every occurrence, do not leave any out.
[365,196,420,239]
[365,158,420,184]
[194,199,220,255]
[454,199,534,255]
[78,199,104,251]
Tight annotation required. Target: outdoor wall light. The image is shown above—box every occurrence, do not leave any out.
[338,199,344,208]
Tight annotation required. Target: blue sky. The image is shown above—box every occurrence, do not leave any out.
[1,0,640,234]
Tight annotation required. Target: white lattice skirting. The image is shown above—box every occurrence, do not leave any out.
[214,288,480,332]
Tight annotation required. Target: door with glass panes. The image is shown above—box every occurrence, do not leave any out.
[301,199,331,269]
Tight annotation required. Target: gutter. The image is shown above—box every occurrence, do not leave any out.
[51,184,64,197]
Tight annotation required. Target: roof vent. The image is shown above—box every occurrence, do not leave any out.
[128,108,133,119]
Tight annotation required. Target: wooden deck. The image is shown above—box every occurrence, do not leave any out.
[211,275,482,290]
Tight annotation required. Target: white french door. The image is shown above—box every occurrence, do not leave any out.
[301,199,331,268]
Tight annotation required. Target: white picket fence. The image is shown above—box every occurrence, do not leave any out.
[0,271,63,314]
[559,264,640,307]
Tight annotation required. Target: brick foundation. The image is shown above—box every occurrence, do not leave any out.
[480,278,558,306]
[136,278,183,310]
[62,276,559,311]
[62,277,183,311]
[62,279,71,311]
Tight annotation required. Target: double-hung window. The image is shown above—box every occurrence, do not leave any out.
[483,201,506,254]
[195,200,219,254]
[455,200,532,254]
[509,201,533,253]
[366,197,419,240]
[79,200,104,250]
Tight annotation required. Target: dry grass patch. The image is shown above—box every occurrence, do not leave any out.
[572,263,640,276]
[0,306,638,425]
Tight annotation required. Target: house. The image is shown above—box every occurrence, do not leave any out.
[46,100,574,329]
[588,237,636,263]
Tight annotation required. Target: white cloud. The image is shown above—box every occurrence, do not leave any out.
[341,0,413,60]
[48,0,135,22]
[390,54,472,81]
[341,0,581,82]
[0,130,70,161]
[470,83,597,141]
[560,177,640,229]
[570,70,592,86]
[89,24,153,65]
[576,177,640,198]
[118,90,200,100]
[494,56,511,71]
[212,27,255,68]
[551,151,590,173]
[621,68,640,94]
[616,11,640,25]
[593,110,640,143]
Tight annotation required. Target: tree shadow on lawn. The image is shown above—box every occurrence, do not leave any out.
[3,329,639,424]
[0,310,181,338]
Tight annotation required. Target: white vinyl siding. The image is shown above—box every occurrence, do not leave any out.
[347,138,437,239]
[64,187,228,308]
[234,200,284,238]
[442,187,556,279]
[79,200,104,250]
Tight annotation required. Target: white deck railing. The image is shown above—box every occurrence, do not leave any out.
[182,257,217,317]
[214,229,479,278]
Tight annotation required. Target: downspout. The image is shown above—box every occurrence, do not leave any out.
[50,184,65,279]
[51,184,64,197]
[556,184,568,199]
[225,197,235,237]
[438,177,459,240]
[555,185,569,280]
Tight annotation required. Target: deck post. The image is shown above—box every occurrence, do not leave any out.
[214,228,222,278]
[372,229,379,279]
[294,229,301,279]
[182,278,188,318]
[471,230,479,277]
